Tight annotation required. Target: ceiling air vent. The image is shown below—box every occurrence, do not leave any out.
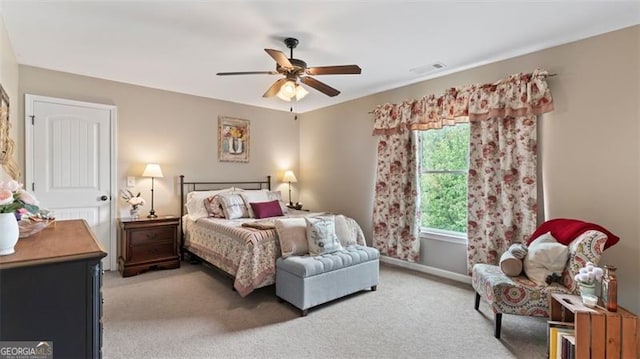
[409,62,447,75]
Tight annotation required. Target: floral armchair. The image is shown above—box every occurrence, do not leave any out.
[471,229,610,338]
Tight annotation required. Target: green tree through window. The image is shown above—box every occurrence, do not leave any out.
[420,123,470,233]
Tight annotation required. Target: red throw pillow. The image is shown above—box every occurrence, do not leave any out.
[527,218,620,249]
[250,200,284,219]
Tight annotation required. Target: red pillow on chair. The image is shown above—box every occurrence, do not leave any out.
[250,200,284,219]
[527,218,619,249]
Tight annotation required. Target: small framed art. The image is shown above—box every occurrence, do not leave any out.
[0,83,19,179]
[218,116,250,163]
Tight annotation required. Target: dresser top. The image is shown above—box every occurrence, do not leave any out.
[0,219,107,269]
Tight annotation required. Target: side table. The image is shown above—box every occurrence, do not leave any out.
[118,215,180,277]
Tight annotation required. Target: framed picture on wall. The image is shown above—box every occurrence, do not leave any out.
[218,116,250,163]
[0,83,19,179]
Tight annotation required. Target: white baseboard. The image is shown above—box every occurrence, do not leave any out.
[380,256,472,284]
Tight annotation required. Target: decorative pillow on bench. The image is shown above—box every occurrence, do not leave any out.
[275,215,360,258]
[274,218,308,258]
[305,216,343,256]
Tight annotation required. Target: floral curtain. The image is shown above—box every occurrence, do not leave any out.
[372,69,554,266]
[466,114,538,272]
[372,104,421,262]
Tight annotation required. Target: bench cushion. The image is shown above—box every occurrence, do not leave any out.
[277,245,379,278]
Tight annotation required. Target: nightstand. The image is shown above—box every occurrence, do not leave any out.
[118,215,180,277]
[287,204,308,211]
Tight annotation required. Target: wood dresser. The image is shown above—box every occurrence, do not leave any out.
[0,219,107,359]
[118,216,180,277]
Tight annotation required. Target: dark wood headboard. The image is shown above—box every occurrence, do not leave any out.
[178,175,271,256]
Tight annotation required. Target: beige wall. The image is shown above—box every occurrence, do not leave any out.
[301,25,640,313]
[0,13,19,181]
[17,66,300,219]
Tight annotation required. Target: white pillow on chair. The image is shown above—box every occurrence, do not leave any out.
[523,232,569,286]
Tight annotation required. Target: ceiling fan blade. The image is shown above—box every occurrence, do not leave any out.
[265,49,293,69]
[263,78,288,98]
[217,71,278,76]
[300,77,340,97]
[305,65,362,76]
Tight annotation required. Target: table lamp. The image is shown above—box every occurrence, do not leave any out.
[142,163,164,218]
[282,170,297,206]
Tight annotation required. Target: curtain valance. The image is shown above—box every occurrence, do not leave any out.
[372,69,554,135]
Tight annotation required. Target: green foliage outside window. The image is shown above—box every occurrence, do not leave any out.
[420,123,470,233]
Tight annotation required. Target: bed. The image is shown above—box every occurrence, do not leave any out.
[179,175,365,297]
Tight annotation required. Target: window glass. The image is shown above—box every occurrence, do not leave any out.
[420,123,470,234]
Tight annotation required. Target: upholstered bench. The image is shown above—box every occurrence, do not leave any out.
[276,245,380,316]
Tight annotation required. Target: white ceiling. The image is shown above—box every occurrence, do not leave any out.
[1,1,639,113]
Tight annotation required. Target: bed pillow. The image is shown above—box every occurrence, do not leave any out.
[267,190,288,214]
[239,190,270,218]
[274,218,308,258]
[186,188,235,202]
[185,188,234,220]
[218,192,249,220]
[250,200,284,219]
[204,195,225,218]
[305,216,343,256]
[523,232,569,286]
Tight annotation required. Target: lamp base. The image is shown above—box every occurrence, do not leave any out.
[147,209,157,219]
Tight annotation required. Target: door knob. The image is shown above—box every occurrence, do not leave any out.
[100,195,109,201]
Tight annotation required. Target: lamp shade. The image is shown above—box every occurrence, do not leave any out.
[295,85,308,101]
[283,170,297,183]
[281,80,296,96]
[142,163,164,178]
[276,91,292,102]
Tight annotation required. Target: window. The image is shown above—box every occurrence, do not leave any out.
[420,123,470,236]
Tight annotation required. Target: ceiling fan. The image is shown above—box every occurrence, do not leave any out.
[216,37,361,100]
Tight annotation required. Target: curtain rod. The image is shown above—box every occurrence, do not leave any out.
[367,72,557,114]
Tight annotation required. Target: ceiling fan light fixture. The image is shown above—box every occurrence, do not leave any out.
[278,80,297,99]
[276,91,291,102]
[295,84,308,101]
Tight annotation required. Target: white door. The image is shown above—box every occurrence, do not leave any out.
[25,95,116,270]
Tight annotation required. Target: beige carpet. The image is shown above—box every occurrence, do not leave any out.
[102,262,546,358]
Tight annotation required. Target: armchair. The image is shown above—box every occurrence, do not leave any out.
[472,229,609,338]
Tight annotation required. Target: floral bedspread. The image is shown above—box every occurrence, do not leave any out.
[183,211,329,296]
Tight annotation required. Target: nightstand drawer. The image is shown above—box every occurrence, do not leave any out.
[130,227,175,246]
[130,241,176,263]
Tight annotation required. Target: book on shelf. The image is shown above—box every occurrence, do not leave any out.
[547,321,575,359]
[560,333,576,359]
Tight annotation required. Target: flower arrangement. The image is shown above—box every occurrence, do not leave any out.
[574,262,604,286]
[0,180,39,217]
[120,189,145,209]
[224,125,245,139]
